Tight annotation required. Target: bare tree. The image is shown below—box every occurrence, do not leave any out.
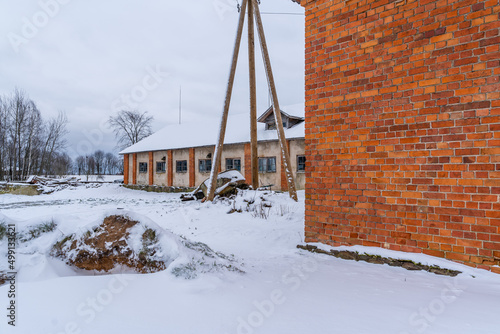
[75,156,86,175]
[52,152,72,176]
[104,152,117,175]
[0,96,6,181]
[0,88,70,180]
[93,150,105,175]
[38,111,68,175]
[21,101,42,178]
[87,156,96,176]
[8,88,29,180]
[108,110,153,149]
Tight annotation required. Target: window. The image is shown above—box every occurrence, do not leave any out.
[199,159,212,173]
[176,160,187,173]
[266,121,286,130]
[297,155,306,172]
[156,161,166,173]
[139,162,148,173]
[226,158,241,171]
[258,157,276,173]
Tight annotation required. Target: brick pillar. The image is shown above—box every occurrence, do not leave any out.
[148,152,154,185]
[132,153,137,185]
[280,140,291,191]
[189,148,195,187]
[123,154,129,184]
[167,150,173,187]
[244,143,252,184]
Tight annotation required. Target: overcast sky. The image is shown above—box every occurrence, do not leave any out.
[0,0,305,158]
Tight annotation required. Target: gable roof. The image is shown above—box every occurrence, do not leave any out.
[257,103,305,123]
[119,104,305,155]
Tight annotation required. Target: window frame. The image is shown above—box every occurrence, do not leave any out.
[297,155,306,172]
[199,159,212,173]
[156,161,166,173]
[258,157,276,173]
[225,158,241,171]
[176,160,187,173]
[138,162,148,174]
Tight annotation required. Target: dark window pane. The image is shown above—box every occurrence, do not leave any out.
[297,156,306,172]
[156,162,166,173]
[226,158,241,171]
[233,159,241,171]
[176,160,187,173]
[268,157,276,173]
[258,157,276,173]
[199,159,212,173]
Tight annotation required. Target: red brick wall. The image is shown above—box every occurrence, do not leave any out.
[302,0,500,272]
[123,154,129,185]
[167,150,173,187]
[148,152,154,185]
[132,153,137,185]
[189,148,195,187]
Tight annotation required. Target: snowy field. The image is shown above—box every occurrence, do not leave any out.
[0,184,499,334]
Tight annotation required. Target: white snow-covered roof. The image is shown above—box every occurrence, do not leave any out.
[257,103,305,123]
[119,104,305,155]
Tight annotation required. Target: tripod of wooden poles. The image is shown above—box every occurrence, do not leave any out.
[206,0,298,202]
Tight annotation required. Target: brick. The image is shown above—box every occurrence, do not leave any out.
[302,0,500,273]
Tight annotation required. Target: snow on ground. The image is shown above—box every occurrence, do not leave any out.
[0,185,499,334]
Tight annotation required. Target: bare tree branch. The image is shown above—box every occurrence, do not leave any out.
[108,110,154,150]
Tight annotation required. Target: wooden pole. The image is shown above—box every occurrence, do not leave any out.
[252,0,298,201]
[248,0,259,190]
[207,0,248,201]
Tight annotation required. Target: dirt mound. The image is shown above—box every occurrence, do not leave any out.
[50,214,243,278]
[51,215,169,273]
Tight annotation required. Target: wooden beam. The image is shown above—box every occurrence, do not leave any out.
[207,0,248,201]
[248,0,259,190]
[252,0,298,201]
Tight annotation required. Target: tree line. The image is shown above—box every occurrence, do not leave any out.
[74,150,122,177]
[0,88,70,180]
[0,88,124,181]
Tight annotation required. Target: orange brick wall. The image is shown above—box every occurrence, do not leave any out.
[132,153,137,185]
[148,152,154,185]
[302,0,500,273]
[167,150,173,187]
[123,154,129,184]
[189,148,195,187]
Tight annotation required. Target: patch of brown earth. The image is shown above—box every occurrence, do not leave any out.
[52,215,166,273]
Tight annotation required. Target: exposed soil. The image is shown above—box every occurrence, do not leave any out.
[52,215,166,273]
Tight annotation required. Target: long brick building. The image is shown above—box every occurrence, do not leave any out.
[121,105,306,191]
[298,0,500,272]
